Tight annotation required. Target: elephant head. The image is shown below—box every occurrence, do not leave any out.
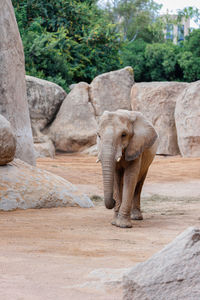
[97,109,158,210]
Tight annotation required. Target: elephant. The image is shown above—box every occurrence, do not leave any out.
[97,109,158,228]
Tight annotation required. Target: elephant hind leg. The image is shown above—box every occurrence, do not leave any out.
[131,171,148,220]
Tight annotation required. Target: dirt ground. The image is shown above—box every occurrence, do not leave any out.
[0,154,200,300]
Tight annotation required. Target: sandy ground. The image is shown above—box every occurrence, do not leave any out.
[0,154,200,299]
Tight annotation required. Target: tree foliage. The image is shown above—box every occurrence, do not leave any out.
[120,29,200,83]
[104,0,164,42]
[120,39,147,81]
[12,0,200,85]
[12,0,122,90]
[177,29,200,81]
[144,42,182,81]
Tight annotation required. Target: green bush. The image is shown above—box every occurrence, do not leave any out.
[120,39,148,82]
[145,42,182,81]
[177,29,200,81]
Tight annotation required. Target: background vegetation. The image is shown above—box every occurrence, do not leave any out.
[12,0,200,91]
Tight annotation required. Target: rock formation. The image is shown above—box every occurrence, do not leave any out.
[0,114,16,165]
[26,75,66,139]
[0,159,93,211]
[50,82,97,152]
[175,80,200,157]
[49,67,134,152]
[123,227,200,300]
[131,82,188,155]
[90,66,134,117]
[0,0,35,165]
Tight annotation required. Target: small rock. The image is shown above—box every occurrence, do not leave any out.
[82,144,98,156]
[0,114,16,165]
[34,139,55,158]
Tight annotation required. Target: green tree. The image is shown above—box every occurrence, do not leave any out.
[144,42,182,81]
[104,0,164,43]
[12,0,122,90]
[120,39,148,81]
[177,29,200,81]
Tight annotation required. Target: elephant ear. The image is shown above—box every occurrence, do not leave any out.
[125,111,158,161]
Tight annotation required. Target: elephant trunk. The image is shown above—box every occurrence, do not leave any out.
[101,146,116,209]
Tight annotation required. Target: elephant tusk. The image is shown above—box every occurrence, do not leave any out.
[96,158,100,163]
[117,157,121,162]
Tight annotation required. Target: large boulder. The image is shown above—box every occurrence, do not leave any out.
[0,0,35,165]
[0,114,16,165]
[26,75,67,138]
[131,82,188,155]
[123,227,200,300]
[175,80,200,157]
[89,67,134,117]
[50,82,97,152]
[49,67,134,153]
[0,159,93,211]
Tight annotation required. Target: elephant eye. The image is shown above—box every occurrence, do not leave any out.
[97,132,101,138]
[121,132,127,138]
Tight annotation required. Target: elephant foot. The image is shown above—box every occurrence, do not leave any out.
[111,219,117,226]
[115,214,132,228]
[111,213,118,226]
[131,209,143,220]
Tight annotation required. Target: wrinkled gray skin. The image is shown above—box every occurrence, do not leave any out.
[97,110,158,228]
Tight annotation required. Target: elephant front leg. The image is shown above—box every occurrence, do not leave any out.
[116,159,141,228]
[111,169,123,226]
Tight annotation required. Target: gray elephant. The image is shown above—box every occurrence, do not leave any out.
[97,109,158,228]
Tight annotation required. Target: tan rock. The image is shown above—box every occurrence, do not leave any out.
[131,82,188,155]
[26,75,67,138]
[175,81,200,157]
[50,82,97,152]
[0,114,16,165]
[89,67,134,117]
[34,140,55,158]
[0,159,93,211]
[123,227,200,300]
[82,144,98,156]
[0,0,35,165]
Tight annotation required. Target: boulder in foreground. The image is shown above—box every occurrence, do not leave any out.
[0,159,93,211]
[123,227,200,300]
